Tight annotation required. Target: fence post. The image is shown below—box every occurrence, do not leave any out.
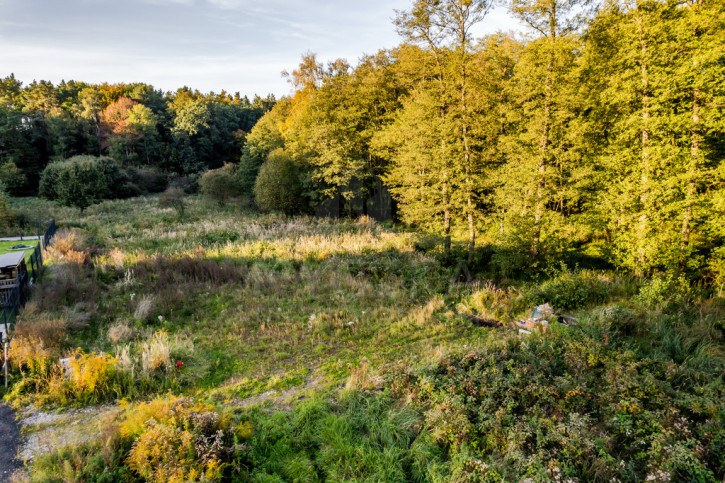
[3,338,8,388]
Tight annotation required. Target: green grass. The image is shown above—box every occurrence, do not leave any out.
[6,195,724,482]
[0,239,39,264]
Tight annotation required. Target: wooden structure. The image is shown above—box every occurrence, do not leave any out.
[0,252,26,308]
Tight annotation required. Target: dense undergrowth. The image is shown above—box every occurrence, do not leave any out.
[3,195,723,482]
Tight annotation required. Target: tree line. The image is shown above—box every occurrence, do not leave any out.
[0,0,722,283]
[0,78,275,195]
[238,0,724,282]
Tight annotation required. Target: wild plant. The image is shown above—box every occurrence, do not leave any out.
[133,294,155,322]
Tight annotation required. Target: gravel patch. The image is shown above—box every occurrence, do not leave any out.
[17,404,118,463]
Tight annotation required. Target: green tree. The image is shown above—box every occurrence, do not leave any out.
[503,0,589,259]
[254,149,304,215]
[295,53,400,215]
[199,166,240,207]
[237,99,289,195]
[387,0,493,256]
[40,155,128,212]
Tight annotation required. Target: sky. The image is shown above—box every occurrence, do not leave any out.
[0,0,525,98]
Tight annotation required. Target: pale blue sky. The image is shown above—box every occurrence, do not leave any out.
[0,0,524,97]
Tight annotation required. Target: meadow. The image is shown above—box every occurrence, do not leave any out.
[3,195,724,482]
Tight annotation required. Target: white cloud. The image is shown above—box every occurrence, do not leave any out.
[205,0,245,9]
[140,0,195,5]
[0,44,291,95]
[0,0,523,97]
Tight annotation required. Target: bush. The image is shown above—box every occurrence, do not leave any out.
[123,397,234,482]
[39,155,129,212]
[253,149,304,215]
[27,396,235,482]
[159,187,186,219]
[533,267,634,311]
[634,273,692,311]
[199,166,240,207]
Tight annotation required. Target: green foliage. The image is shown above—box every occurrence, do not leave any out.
[199,166,240,207]
[254,149,305,215]
[8,195,725,482]
[39,155,130,211]
[237,101,287,195]
[533,267,634,311]
[386,309,724,481]
[634,273,691,312]
[241,392,430,481]
[159,187,186,219]
[0,184,12,231]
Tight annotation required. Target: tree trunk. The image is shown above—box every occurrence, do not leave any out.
[460,44,475,260]
[637,15,651,273]
[443,171,451,255]
[681,2,702,266]
[534,41,553,259]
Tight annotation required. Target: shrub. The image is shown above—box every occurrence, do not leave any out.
[124,397,234,482]
[254,149,304,215]
[38,161,63,200]
[68,352,118,402]
[12,313,69,347]
[25,397,234,482]
[39,155,129,212]
[199,166,240,207]
[46,228,90,265]
[635,273,691,311]
[9,335,58,377]
[533,268,633,311]
[159,187,186,219]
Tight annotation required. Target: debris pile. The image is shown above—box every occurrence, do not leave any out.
[516,303,577,335]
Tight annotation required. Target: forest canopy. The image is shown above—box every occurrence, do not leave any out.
[0,78,275,194]
[1,0,723,284]
[239,0,725,283]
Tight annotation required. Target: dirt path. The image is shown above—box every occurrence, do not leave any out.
[0,404,21,481]
[17,405,117,463]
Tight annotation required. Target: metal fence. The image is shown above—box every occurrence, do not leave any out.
[28,219,56,282]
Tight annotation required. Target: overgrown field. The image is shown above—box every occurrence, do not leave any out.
[3,196,724,482]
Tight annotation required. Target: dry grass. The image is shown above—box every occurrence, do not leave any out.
[108,322,136,344]
[12,313,68,345]
[141,331,172,374]
[133,254,244,287]
[345,358,384,392]
[30,263,97,311]
[134,295,156,322]
[45,228,90,265]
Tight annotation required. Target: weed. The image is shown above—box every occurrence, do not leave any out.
[108,322,135,344]
[133,294,156,322]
